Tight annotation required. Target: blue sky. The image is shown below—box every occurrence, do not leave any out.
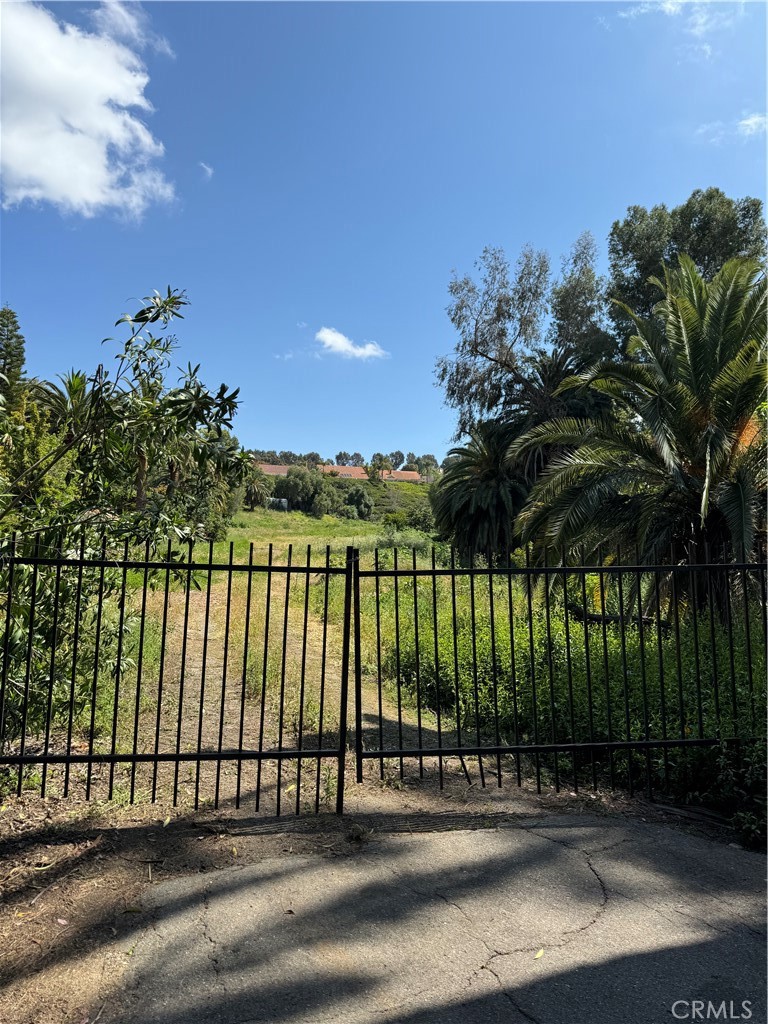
[1,1,765,461]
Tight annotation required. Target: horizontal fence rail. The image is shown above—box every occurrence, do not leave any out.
[1,538,765,814]
[353,546,766,799]
[0,538,356,815]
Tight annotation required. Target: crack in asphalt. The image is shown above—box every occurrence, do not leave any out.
[479,955,543,1024]
[201,889,227,996]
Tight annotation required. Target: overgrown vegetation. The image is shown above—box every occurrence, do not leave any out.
[1,188,765,843]
[0,290,247,770]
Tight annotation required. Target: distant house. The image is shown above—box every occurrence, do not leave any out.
[256,461,427,484]
[381,469,421,483]
[320,464,368,480]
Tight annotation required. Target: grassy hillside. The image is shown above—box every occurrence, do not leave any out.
[367,480,434,529]
[215,507,437,564]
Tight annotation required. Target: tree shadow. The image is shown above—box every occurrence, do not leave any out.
[2,797,763,1024]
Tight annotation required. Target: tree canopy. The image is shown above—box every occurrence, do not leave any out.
[513,256,767,564]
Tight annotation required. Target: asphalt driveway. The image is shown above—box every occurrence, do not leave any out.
[110,812,765,1024]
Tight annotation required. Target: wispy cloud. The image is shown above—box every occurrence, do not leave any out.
[737,112,767,137]
[619,0,743,30]
[296,321,308,329]
[1,2,174,219]
[274,352,294,361]
[199,162,214,181]
[619,1,685,19]
[618,0,745,60]
[695,120,728,145]
[90,1,174,57]
[696,112,766,144]
[315,327,389,361]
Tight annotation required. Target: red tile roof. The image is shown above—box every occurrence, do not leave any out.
[321,464,368,479]
[381,469,421,482]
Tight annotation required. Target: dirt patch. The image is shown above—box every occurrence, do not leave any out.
[0,751,742,1024]
[1,559,745,1024]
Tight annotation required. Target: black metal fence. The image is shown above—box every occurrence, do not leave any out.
[354,548,766,799]
[0,539,765,814]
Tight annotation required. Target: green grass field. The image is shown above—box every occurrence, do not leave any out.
[213,508,436,566]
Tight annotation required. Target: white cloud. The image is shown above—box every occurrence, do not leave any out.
[296,321,308,329]
[315,327,389,361]
[619,1,684,21]
[737,113,767,137]
[696,112,766,144]
[686,2,743,37]
[199,161,214,181]
[695,120,727,144]
[1,2,174,219]
[618,0,745,50]
[677,40,713,60]
[90,1,174,57]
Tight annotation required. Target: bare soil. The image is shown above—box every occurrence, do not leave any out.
[0,574,742,1024]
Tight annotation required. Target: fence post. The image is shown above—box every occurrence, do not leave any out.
[353,549,363,783]
[336,546,355,814]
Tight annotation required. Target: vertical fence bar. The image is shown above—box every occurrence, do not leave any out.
[506,555,522,787]
[108,539,130,801]
[450,549,470,784]
[634,547,653,797]
[129,539,151,804]
[17,536,40,796]
[255,544,273,812]
[723,566,738,739]
[296,545,312,813]
[275,544,293,816]
[739,549,756,734]
[63,535,85,798]
[411,548,424,778]
[336,546,354,815]
[703,543,722,742]
[374,549,384,780]
[542,549,560,791]
[314,545,331,813]
[653,567,670,790]
[41,557,62,797]
[578,548,597,790]
[151,540,172,803]
[353,549,364,786]
[431,547,444,789]
[172,540,194,807]
[214,542,235,809]
[669,554,687,789]
[468,551,486,788]
[235,542,254,809]
[487,557,502,787]
[560,549,578,791]
[393,548,404,780]
[687,545,704,739]
[86,538,107,801]
[524,547,541,793]
[194,540,214,809]
[0,534,17,762]
[615,548,633,795]
[596,547,614,790]
[670,551,686,746]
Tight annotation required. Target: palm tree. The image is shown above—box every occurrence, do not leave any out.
[245,465,271,511]
[512,256,766,566]
[430,419,528,559]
